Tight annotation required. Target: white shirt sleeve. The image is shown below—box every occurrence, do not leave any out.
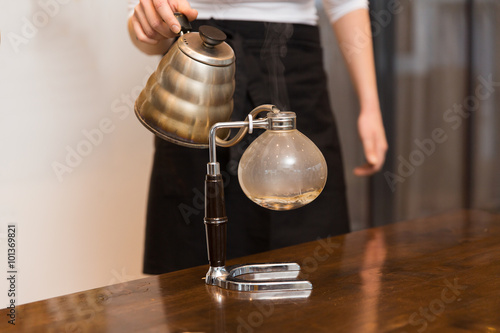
[128,0,139,17]
[322,0,369,23]
[128,0,368,24]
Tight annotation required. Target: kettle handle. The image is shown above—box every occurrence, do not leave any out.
[174,12,192,35]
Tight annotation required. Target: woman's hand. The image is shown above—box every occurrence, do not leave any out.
[128,0,198,55]
[331,9,388,176]
[354,106,388,176]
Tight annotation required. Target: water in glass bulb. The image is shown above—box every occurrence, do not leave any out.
[238,121,327,211]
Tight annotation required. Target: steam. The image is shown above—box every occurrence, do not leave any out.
[261,23,294,110]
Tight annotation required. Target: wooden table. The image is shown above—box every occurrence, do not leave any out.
[2,210,500,332]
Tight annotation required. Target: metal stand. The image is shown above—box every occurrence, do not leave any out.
[206,263,312,292]
[203,106,312,293]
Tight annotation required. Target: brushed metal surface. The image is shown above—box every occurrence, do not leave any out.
[135,31,235,148]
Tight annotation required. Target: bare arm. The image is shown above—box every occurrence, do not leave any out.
[332,9,388,176]
[128,0,197,55]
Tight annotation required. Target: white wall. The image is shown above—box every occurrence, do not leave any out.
[0,0,161,304]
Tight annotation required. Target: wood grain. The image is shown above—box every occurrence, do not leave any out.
[2,210,500,332]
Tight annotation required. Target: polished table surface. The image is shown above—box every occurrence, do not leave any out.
[2,210,500,332]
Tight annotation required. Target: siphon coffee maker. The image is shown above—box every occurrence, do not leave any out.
[135,14,328,293]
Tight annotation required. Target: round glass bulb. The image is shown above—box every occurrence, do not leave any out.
[238,127,327,211]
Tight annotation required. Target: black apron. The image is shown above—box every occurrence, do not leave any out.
[143,20,350,274]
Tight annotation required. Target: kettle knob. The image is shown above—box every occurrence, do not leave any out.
[199,25,227,48]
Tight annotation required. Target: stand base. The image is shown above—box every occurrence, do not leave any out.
[205,263,312,293]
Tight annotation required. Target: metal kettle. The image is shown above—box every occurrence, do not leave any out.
[135,13,235,148]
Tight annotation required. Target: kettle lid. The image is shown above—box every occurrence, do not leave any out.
[178,26,235,67]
